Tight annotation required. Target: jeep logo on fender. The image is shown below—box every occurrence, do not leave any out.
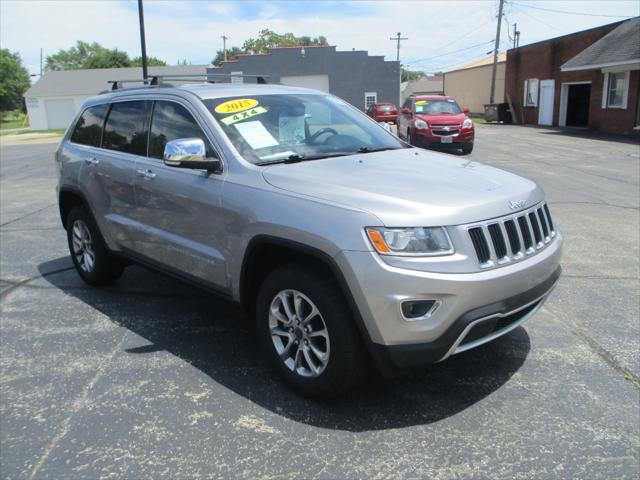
[509,200,525,210]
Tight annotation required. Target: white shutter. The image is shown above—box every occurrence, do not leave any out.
[523,80,528,106]
[601,72,609,109]
[622,71,630,109]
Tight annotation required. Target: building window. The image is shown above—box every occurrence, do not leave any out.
[605,71,629,109]
[523,79,539,107]
[365,92,377,110]
[635,92,640,128]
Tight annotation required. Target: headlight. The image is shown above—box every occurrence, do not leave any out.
[462,118,473,129]
[366,227,454,256]
[414,119,428,129]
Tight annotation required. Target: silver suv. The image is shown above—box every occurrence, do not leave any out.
[56,82,562,397]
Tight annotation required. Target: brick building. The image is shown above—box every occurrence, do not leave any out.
[506,17,639,136]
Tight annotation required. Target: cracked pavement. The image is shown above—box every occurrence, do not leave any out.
[1,125,638,479]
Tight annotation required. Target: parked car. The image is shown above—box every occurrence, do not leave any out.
[57,82,562,398]
[366,102,398,123]
[398,95,474,154]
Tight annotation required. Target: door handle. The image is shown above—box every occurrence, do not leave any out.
[136,169,157,179]
[85,157,99,166]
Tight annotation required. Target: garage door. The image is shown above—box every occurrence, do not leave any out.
[280,75,330,92]
[44,99,78,129]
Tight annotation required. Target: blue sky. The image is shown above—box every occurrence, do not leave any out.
[2,0,638,77]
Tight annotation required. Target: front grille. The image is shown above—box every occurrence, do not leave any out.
[467,202,556,267]
[432,128,460,136]
[430,123,461,136]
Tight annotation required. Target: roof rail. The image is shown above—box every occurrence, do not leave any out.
[108,73,270,90]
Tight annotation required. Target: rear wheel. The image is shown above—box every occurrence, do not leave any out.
[256,264,368,398]
[462,143,474,155]
[66,206,124,286]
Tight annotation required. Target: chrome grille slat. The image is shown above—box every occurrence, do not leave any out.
[466,202,556,269]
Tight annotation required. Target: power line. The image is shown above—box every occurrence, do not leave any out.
[512,2,635,18]
[512,5,564,33]
[405,40,494,65]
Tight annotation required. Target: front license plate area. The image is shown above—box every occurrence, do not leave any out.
[441,136,453,144]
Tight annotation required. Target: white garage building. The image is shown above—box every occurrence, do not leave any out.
[24,65,209,131]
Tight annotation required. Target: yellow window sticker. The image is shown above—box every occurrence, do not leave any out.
[215,98,259,114]
[221,106,267,125]
[415,100,428,105]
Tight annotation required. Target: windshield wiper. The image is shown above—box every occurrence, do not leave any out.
[357,146,401,154]
[257,152,356,166]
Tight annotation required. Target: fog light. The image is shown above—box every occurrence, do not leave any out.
[401,300,439,320]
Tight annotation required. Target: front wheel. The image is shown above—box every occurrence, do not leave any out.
[256,265,368,398]
[462,143,474,155]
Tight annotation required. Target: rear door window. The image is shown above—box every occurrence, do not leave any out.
[148,101,215,159]
[102,101,149,156]
[70,104,108,147]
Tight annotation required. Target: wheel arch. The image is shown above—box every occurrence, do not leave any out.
[59,187,90,230]
[239,235,384,371]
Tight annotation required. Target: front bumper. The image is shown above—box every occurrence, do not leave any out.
[413,129,474,148]
[335,232,562,369]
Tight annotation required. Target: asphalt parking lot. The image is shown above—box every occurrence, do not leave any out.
[1,124,639,479]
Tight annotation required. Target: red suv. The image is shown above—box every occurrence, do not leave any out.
[366,102,398,123]
[397,95,474,154]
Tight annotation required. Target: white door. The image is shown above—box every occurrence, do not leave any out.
[280,75,330,92]
[538,80,555,126]
[44,99,77,129]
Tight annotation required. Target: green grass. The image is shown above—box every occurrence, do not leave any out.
[469,114,487,125]
[0,128,65,137]
[0,119,29,130]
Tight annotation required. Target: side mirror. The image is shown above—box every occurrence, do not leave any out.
[163,138,221,173]
[402,107,411,114]
[462,106,470,114]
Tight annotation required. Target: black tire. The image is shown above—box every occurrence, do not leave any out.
[66,206,124,286]
[256,264,368,398]
[462,143,474,155]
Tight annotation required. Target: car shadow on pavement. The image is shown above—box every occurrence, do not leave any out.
[38,257,530,433]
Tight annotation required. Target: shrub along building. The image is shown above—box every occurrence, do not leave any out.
[506,17,640,135]
[208,45,400,111]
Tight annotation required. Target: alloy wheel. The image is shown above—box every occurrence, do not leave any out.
[71,219,95,273]
[268,289,330,377]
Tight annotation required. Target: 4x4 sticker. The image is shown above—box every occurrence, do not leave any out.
[215,98,259,114]
[221,106,267,125]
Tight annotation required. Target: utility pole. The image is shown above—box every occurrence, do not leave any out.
[390,32,408,107]
[221,35,228,62]
[513,23,520,49]
[137,0,148,81]
[489,0,504,104]
[390,32,408,62]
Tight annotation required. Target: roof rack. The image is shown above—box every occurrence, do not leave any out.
[108,73,270,90]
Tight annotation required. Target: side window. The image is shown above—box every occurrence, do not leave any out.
[149,101,216,159]
[70,104,108,147]
[102,101,148,156]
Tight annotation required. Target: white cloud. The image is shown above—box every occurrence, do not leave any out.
[1,0,638,77]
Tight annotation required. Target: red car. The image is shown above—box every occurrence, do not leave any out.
[397,95,474,154]
[366,102,398,123]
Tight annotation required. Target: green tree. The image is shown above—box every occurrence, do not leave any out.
[212,46,246,66]
[401,68,425,82]
[45,41,139,70]
[131,56,167,67]
[242,29,328,54]
[0,49,31,112]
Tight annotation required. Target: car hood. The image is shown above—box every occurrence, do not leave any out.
[262,148,543,226]
[416,113,467,124]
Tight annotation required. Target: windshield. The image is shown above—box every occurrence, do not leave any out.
[203,94,405,164]
[414,99,462,115]
[377,104,394,112]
